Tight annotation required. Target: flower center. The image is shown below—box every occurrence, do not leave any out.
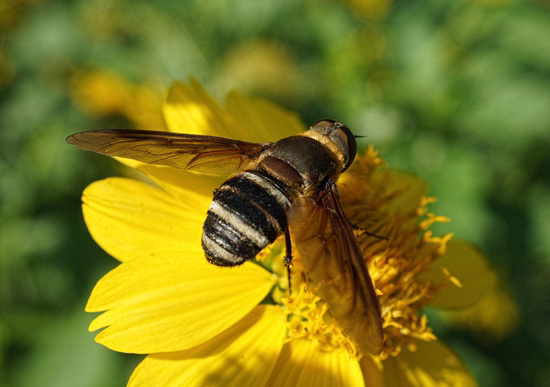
[256,149,460,360]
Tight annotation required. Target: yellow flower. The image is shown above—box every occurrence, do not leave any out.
[82,80,488,386]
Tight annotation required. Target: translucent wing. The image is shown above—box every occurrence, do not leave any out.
[288,180,383,355]
[66,129,268,174]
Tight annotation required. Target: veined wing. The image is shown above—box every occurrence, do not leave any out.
[288,180,383,355]
[66,129,268,174]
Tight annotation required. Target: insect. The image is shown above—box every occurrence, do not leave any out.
[67,119,384,354]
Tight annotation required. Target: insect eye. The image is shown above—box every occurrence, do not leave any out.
[311,120,357,171]
[338,123,357,171]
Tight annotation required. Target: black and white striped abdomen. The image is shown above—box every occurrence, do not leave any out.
[201,171,292,266]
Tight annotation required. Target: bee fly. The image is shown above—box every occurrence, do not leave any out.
[67,119,384,354]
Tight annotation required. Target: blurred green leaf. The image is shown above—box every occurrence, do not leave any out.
[11,304,136,387]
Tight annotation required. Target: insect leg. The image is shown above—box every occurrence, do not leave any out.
[351,223,388,241]
[345,211,388,240]
[284,227,293,294]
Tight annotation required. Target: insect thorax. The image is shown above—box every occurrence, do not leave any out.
[262,135,338,189]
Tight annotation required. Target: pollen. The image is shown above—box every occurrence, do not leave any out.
[281,283,359,356]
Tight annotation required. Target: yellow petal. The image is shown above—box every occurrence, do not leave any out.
[86,254,275,353]
[224,90,305,143]
[82,178,209,262]
[383,170,428,216]
[267,339,365,387]
[383,340,477,387]
[429,241,495,309]
[128,306,285,387]
[444,279,519,341]
[163,80,242,138]
[133,164,226,204]
[163,79,306,143]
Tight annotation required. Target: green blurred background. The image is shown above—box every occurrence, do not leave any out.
[1,0,549,385]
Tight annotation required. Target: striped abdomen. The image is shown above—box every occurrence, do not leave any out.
[201,171,292,266]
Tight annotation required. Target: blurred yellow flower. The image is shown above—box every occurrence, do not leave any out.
[71,71,165,131]
[444,275,519,342]
[212,39,299,101]
[342,0,392,20]
[82,80,490,386]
